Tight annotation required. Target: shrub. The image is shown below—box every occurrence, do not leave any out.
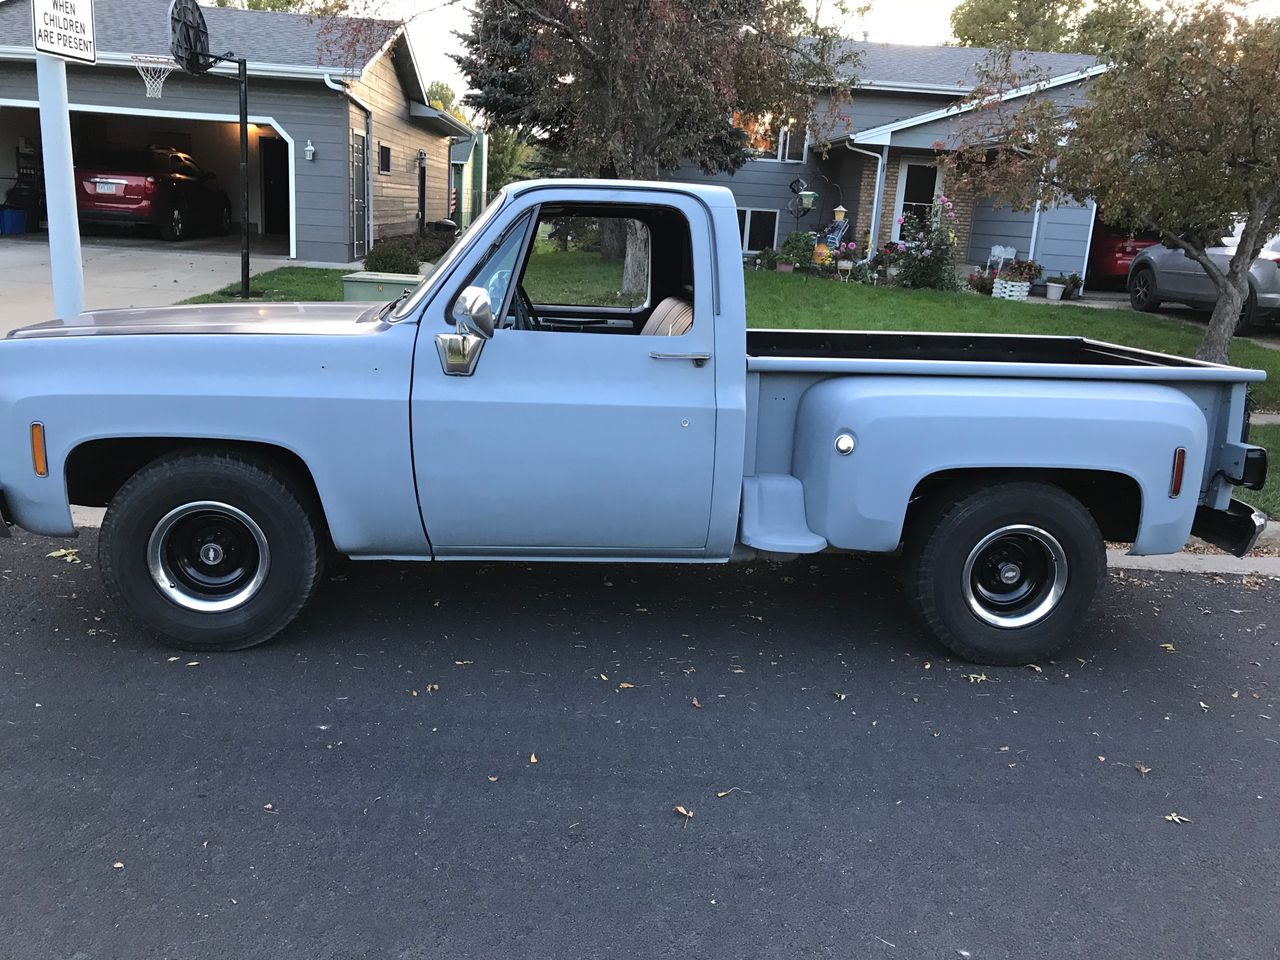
[780,230,816,267]
[997,259,1043,283]
[364,240,422,275]
[967,269,996,295]
[757,246,781,270]
[892,199,960,291]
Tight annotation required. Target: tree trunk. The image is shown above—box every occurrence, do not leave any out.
[1195,274,1246,365]
[622,219,649,296]
[599,218,626,261]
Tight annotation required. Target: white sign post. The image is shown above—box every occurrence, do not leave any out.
[31,0,95,319]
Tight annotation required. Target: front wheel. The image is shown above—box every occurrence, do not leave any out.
[99,452,324,651]
[904,482,1105,665]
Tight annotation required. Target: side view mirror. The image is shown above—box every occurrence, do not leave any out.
[451,285,494,339]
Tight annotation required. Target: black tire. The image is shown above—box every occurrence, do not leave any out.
[161,205,186,241]
[99,452,323,652]
[1234,286,1258,336]
[903,482,1106,665]
[1128,266,1161,312]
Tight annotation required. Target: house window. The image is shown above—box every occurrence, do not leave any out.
[378,143,391,175]
[737,114,807,163]
[737,208,779,253]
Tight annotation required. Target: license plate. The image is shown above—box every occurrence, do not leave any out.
[95,182,117,194]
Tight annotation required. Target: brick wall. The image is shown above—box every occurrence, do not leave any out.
[846,149,976,263]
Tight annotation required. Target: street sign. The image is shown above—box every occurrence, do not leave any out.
[31,0,96,65]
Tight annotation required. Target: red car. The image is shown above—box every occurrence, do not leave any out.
[1088,221,1159,286]
[75,146,231,241]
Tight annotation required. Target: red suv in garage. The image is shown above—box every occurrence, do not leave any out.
[75,146,231,241]
[1088,221,1159,287]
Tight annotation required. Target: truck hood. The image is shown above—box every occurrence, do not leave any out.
[6,301,391,340]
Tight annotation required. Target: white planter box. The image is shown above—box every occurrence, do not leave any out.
[1045,282,1066,301]
[994,279,1031,301]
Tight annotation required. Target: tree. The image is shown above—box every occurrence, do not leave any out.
[942,1,1280,364]
[950,0,1144,55]
[210,0,342,11]
[484,125,534,192]
[424,81,471,125]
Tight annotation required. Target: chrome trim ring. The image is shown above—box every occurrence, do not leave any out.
[961,524,1068,629]
[146,501,270,613]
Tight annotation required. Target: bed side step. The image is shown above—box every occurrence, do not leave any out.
[740,474,827,554]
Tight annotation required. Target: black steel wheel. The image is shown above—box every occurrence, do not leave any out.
[100,452,323,651]
[1128,266,1161,312]
[904,481,1105,665]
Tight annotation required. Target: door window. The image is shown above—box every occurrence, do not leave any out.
[898,163,938,229]
[522,215,651,308]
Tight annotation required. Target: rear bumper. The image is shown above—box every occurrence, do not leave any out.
[77,202,155,226]
[1191,498,1267,557]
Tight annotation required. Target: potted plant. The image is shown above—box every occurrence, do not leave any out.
[994,260,1041,301]
[1044,275,1069,301]
[758,246,781,272]
[780,230,816,272]
[1064,272,1083,299]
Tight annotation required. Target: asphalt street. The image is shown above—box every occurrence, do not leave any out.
[1,528,1277,960]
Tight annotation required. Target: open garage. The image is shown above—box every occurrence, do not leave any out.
[0,0,472,263]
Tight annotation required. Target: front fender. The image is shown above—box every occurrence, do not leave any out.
[791,376,1207,555]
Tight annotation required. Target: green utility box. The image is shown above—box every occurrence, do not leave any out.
[342,271,421,302]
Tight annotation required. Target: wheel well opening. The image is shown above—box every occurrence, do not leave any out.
[65,438,324,519]
[906,468,1142,543]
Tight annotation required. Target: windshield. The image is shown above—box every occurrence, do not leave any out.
[391,188,510,320]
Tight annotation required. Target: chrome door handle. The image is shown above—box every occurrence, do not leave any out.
[649,351,711,367]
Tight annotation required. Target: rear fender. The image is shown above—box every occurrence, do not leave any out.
[791,376,1207,555]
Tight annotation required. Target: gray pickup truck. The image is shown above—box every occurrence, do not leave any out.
[0,179,1268,664]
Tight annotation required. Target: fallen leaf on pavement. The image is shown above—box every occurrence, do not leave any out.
[263,803,275,813]
[834,692,847,701]
[966,673,989,683]
[454,660,473,666]
[46,548,81,563]
[1165,812,1191,824]
[691,697,703,709]
[1135,762,1152,777]
[487,776,498,783]
[425,683,440,694]
[529,753,538,764]
[618,682,635,689]
[674,805,693,820]
[1159,643,1176,653]
[715,788,739,799]
[599,674,608,681]
[1025,664,1043,673]
[730,667,746,674]
[186,662,199,667]
[112,862,124,870]
[1199,701,1209,712]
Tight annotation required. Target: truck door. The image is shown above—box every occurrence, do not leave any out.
[409,193,719,556]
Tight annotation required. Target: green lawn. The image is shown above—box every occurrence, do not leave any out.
[181,267,348,304]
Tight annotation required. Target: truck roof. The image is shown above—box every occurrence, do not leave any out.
[505,178,738,209]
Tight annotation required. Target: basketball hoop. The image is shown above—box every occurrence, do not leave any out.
[132,55,177,98]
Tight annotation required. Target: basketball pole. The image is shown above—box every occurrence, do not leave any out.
[237,56,248,299]
[34,52,85,319]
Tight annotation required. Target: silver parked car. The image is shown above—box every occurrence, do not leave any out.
[1128,230,1280,330]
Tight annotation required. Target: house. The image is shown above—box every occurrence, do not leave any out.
[670,41,1104,279]
[449,129,488,227]
[0,0,479,262]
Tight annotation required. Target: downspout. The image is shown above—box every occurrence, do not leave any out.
[326,73,373,258]
[845,141,887,255]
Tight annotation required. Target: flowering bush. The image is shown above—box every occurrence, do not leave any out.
[997,259,1042,283]
[967,268,996,295]
[890,195,960,290]
[780,230,816,267]
[816,240,861,277]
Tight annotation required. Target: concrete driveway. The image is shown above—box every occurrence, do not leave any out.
[0,232,297,337]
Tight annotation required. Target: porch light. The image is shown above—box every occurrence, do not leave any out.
[833,205,847,221]
[304,139,316,161]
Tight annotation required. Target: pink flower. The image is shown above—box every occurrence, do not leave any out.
[896,242,906,253]
[946,211,956,220]
[938,194,949,204]
[922,248,932,256]
[895,216,905,225]
[944,200,954,210]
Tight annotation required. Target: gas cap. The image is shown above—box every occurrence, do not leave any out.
[834,433,856,455]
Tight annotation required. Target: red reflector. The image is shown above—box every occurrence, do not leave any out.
[1169,447,1186,498]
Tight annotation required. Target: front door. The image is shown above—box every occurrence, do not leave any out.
[259,136,289,236]
[350,131,368,259]
[892,159,941,240]
[409,195,719,556]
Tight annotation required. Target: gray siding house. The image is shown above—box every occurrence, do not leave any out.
[670,42,1103,280]
[0,0,474,262]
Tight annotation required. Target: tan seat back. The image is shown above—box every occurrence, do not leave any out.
[639,297,694,336]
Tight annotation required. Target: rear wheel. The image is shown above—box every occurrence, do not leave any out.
[904,482,1105,665]
[99,452,323,651]
[1128,266,1161,311]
